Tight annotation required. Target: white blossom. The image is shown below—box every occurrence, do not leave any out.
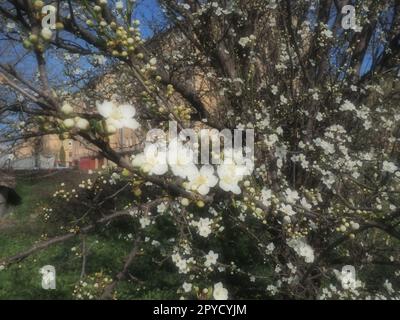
[382,161,398,173]
[182,282,192,293]
[266,242,275,255]
[204,250,219,268]
[139,217,151,229]
[213,282,228,300]
[167,139,197,179]
[287,238,315,263]
[132,144,168,175]
[340,100,356,112]
[238,37,251,47]
[285,188,299,204]
[196,218,212,238]
[187,165,218,196]
[280,204,296,217]
[217,150,252,194]
[97,101,139,132]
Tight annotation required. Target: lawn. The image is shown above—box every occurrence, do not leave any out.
[0,170,179,300]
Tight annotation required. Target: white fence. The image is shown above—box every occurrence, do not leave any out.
[0,154,56,170]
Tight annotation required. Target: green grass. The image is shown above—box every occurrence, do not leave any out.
[0,172,78,299]
[0,171,179,300]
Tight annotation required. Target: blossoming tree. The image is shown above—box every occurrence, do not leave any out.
[1,0,400,299]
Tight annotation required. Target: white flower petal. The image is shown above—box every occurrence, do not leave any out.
[107,118,123,129]
[122,118,140,130]
[132,154,145,167]
[119,104,136,118]
[97,101,115,118]
[198,184,210,196]
[151,163,168,175]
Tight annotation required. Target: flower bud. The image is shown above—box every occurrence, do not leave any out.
[33,0,44,10]
[196,200,205,208]
[133,187,142,197]
[29,34,39,43]
[181,198,190,206]
[61,103,73,115]
[63,118,75,129]
[41,28,52,41]
[56,22,64,30]
[75,118,90,131]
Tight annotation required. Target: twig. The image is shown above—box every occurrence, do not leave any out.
[100,236,142,300]
[0,210,131,267]
[80,236,87,279]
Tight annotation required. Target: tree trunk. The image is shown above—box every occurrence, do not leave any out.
[0,190,8,218]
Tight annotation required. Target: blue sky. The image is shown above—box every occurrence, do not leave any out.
[0,0,165,86]
[0,1,395,98]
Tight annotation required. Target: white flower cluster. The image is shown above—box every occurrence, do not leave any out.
[139,217,151,229]
[61,103,90,131]
[238,35,256,48]
[382,161,398,174]
[62,100,140,134]
[171,253,194,274]
[287,238,315,263]
[193,217,213,238]
[339,100,357,112]
[132,141,253,195]
[63,117,90,131]
[96,101,140,134]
